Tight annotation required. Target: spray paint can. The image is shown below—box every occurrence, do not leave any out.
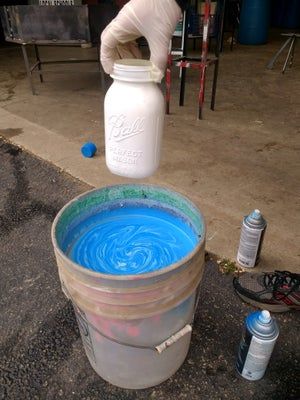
[236,310,279,381]
[237,209,267,268]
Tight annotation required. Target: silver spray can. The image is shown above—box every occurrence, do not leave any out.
[236,310,279,381]
[237,209,267,268]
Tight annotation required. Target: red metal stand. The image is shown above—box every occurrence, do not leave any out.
[166,0,223,120]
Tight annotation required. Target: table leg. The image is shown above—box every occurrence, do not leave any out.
[34,44,43,83]
[97,41,106,91]
[282,36,295,74]
[288,37,296,68]
[21,44,36,95]
[267,36,292,70]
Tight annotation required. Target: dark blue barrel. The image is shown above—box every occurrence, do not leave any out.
[271,0,284,27]
[272,0,300,29]
[283,0,300,29]
[238,0,271,45]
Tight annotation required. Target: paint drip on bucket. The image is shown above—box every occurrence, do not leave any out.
[237,209,267,268]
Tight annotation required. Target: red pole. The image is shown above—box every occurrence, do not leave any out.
[166,53,172,115]
[198,0,211,119]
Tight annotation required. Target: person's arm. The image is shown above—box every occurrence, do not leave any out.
[100,0,182,82]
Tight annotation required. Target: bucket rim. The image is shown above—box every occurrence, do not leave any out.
[51,183,206,281]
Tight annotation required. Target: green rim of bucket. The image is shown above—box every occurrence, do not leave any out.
[51,184,206,280]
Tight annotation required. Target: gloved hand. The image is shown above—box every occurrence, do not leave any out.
[100,0,182,82]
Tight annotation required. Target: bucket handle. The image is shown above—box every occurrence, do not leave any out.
[155,324,192,354]
[66,282,202,354]
[74,302,192,353]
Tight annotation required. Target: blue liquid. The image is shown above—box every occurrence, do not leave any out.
[65,206,198,275]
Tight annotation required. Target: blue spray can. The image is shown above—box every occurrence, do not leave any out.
[236,310,279,381]
[237,209,267,268]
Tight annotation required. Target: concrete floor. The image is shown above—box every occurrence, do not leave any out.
[0,35,299,272]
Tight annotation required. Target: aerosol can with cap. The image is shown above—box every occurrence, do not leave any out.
[236,310,279,381]
[237,209,267,268]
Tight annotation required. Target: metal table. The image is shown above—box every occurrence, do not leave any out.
[0,5,106,94]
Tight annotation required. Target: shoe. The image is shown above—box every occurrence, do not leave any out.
[233,270,300,312]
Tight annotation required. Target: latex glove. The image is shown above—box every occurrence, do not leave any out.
[100,0,182,82]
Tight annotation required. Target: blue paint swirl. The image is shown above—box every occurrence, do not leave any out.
[65,206,198,275]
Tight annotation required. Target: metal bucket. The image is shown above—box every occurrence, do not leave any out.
[51,184,206,389]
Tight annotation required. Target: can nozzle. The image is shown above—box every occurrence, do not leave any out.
[259,310,271,324]
[250,209,261,220]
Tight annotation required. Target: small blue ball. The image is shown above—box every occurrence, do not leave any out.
[81,142,97,158]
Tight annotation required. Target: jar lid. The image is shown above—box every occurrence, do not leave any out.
[111,59,158,83]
